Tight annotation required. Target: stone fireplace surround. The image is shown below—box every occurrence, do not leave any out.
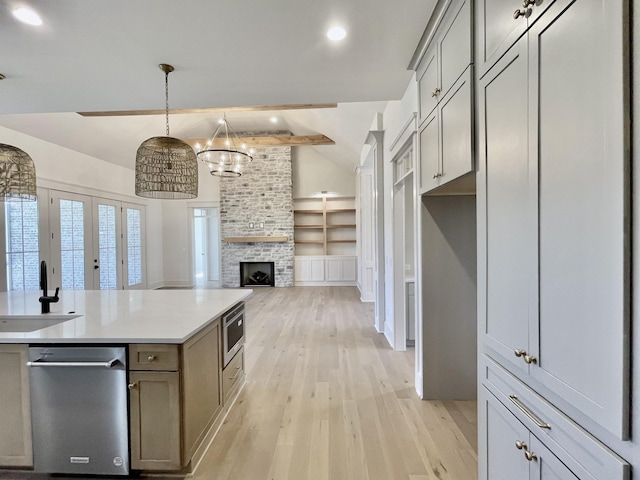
[220,134,294,287]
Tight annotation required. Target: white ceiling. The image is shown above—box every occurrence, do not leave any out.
[0,0,436,170]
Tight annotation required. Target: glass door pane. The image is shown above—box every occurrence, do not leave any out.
[95,201,121,290]
[50,192,94,291]
[60,199,87,290]
[123,204,146,289]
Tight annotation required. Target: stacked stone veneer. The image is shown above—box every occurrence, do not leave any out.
[220,136,294,287]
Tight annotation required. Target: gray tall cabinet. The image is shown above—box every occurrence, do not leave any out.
[476,0,632,478]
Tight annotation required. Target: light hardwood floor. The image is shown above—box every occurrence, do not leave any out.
[192,286,477,480]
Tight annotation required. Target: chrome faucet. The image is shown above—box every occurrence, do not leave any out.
[39,260,59,314]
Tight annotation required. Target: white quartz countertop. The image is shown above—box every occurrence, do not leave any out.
[0,289,252,344]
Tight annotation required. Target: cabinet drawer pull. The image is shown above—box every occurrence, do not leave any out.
[523,354,537,364]
[513,8,527,19]
[128,383,137,390]
[431,87,441,97]
[514,349,526,357]
[147,354,157,362]
[515,440,527,450]
[509,395,551,429]
[524,450,538,462]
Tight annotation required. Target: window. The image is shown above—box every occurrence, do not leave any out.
[5,200,39,291]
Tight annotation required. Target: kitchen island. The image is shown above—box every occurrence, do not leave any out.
[0,288,252,475]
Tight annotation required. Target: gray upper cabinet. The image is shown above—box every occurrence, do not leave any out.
[478,0,630,442]
[415,0,474,195]
[419,68,474,194]
[475,0,556,78]
[417,0,472,123]
[418,48,439,121]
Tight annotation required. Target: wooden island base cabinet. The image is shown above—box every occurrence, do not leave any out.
[0,290,250,476]
[129,320,245,473]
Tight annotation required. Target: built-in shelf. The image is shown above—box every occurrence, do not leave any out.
[293,197,356,256]
[224,236,289,243]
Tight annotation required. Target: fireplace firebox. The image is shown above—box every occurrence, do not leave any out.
[240,262,275,287]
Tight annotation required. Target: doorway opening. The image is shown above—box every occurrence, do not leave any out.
[192,207,221,288]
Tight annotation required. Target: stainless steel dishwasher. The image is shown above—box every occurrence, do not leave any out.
[28,346,129,475]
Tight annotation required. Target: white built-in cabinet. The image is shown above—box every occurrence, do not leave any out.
[293,197,357,286]
[293,256,356,286]
[477,0,631,478]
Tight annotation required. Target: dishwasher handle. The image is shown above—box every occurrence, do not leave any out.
[27,358,120,368]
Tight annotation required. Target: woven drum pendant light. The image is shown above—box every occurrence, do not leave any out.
[0,143,37,201]
[135,64,198,199]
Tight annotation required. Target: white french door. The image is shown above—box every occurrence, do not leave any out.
[49,192,146,290]
[50,192,94,290]
[93,198,123,290]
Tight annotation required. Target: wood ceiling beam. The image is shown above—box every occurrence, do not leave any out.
[77,103,337,117]
[186,134,335,148]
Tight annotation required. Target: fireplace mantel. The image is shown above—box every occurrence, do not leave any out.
[224,236,289,243]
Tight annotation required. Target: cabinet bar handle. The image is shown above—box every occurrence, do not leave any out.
[27,358,119,368]
[509,395,551,429]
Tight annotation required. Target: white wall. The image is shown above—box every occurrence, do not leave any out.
[0,126,224,289]
[161,160,221,287]
[292,148,356,198]
[381,76,418,347]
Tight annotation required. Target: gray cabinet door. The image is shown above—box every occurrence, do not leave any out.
[479,38,530,374]
[480,388,530,480]
[418,46,439,122]
[475,0,527,78]
[529,0,630,440]
[439,0,472,97]
[419,112,440,193]
[529,437,579,480]
[440,67,474,187]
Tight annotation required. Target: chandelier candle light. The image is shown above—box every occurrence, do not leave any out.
[135,64,198,199]
[195,115,254,177]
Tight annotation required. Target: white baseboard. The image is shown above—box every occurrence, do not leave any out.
[293,281,356,287]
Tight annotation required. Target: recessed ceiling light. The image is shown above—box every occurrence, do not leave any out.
[327,26,346,41]
[270,116,278,124]
[12,7,43,26]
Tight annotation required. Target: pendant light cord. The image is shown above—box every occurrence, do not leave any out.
[165,71,170,136]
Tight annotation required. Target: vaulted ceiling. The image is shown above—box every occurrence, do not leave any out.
[0,0,436,170]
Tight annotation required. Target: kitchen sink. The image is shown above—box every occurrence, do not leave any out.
[0,315,80,332]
